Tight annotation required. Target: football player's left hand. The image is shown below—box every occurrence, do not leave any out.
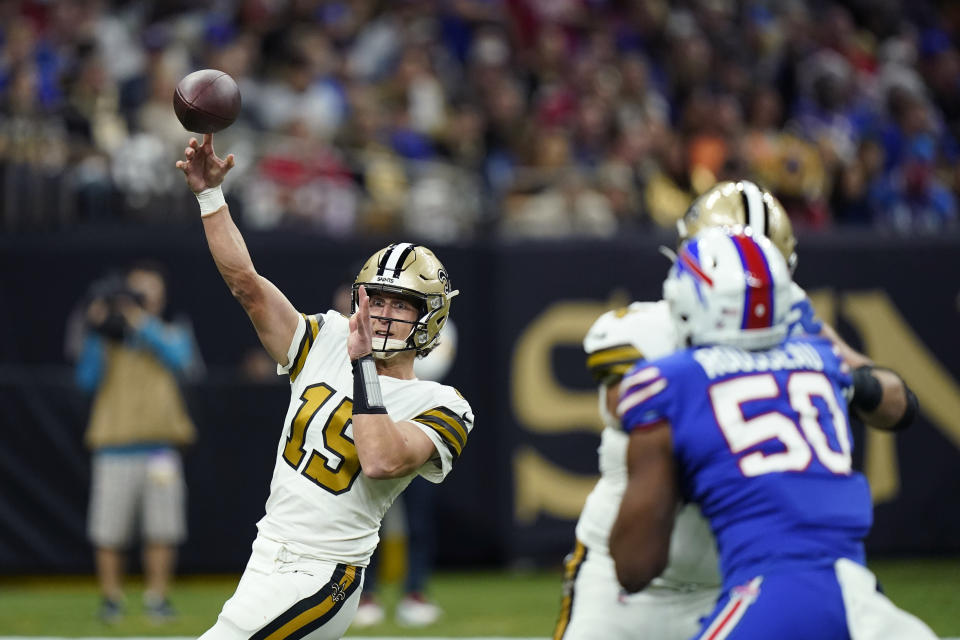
[348,285,373,360]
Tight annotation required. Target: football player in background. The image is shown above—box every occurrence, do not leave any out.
[611,227,936,639]
[176,134,473,640]
[553,302,720,640]
[553,181,918,640]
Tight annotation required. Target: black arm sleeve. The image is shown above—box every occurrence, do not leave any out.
[851,366,883,413]
[889,386,919,432]
[851,366,919,432]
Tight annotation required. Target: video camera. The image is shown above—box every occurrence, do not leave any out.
[86,273,146,340]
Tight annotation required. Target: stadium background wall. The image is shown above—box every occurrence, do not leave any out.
[1,230,958,574]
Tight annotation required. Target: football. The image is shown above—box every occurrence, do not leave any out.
[173,69,241,134]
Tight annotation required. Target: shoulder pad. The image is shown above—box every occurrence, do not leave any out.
[584,301,678,383]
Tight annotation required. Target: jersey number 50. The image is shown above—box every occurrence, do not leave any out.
[711,372,852,477]
[283,383,361,494]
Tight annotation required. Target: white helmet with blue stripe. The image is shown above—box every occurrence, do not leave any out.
[663,226,793,350]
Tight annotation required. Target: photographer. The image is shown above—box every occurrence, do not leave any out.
[75,261,197,624]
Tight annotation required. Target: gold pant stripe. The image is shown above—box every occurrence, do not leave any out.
[553,540,587,640]
[252,564,360,640]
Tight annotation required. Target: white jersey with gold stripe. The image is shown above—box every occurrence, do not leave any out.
[256,310,473,566]
[576,301,719,589]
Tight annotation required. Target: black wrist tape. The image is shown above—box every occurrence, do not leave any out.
[851,365,883,413]
[352,354,387,414]
[890,386,919,432]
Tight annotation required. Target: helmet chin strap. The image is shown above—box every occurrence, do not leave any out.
[372,339,408,360]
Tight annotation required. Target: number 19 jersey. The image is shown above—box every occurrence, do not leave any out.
[619,335,872,591]
[257,311,473,566]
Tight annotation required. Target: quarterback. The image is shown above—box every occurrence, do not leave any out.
[177,134,473,640]
[554,181,918,640]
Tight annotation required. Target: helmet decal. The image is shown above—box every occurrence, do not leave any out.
[678,242,713,287]
[436,268,451,294]
[677,242,711,305]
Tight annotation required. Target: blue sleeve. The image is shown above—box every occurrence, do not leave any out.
[75,334,105,392]
[618,357,678,433]
[790,296,824,336]
[134,317,194,374]
[807,337,853,397]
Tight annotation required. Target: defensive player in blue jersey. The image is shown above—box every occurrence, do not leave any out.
[553,181,917,640]
[610,227,936,639]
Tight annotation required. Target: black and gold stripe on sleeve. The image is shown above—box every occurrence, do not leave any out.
[412,406,469,462]
[586,344,643,384]
[288,314,324,383]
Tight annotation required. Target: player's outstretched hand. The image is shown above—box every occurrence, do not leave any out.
[175,133,235,194]
[348,285,373,360]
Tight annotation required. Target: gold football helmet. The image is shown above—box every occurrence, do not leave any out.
[353,242,458,358]
[677,180,798,273]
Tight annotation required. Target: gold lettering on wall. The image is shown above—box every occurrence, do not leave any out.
[511,300,611,434]
[514,447,597,524]
[805,289,835,328]
[511,289,960,522]
[810,289,960,504]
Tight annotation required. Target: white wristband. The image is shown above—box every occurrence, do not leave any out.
[196,186,227,217]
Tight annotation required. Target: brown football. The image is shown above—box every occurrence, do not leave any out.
[173,69,241,134]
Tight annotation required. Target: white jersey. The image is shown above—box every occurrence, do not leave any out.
[576,301,719,588]
[256,311,473,566]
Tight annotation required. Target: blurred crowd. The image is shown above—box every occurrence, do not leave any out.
[1,0,959,238]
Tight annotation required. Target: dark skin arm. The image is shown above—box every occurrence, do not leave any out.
[610,420,679,594]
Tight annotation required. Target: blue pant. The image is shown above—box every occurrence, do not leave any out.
[696,566,850,640]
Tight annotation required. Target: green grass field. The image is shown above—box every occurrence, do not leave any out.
[0,558,958,637]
